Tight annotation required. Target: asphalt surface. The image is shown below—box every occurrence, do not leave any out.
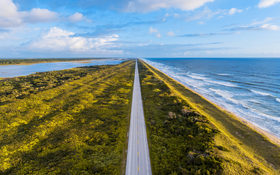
[125,61,152,175]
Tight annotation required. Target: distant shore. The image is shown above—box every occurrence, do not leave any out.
[0,58,106,66]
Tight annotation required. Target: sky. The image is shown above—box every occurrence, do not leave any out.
[0,0,280,58]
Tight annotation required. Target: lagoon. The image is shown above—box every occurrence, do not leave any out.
[0,59,124,78]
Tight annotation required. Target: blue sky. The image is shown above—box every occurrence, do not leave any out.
[0,0,280,58]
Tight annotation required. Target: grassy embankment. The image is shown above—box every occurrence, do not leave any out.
[0,61,135,174]
[0,58,105,65]
[139,60,280,175]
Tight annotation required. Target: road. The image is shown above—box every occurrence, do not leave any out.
[125,60,152,175]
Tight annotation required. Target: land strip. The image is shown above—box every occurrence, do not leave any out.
[139,60,280,175]
[0,58,115,65]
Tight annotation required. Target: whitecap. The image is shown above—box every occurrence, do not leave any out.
[250,89,273,97]
[209,88,239,104]
[276,98,280,103]
[206,79,237,87]
[218,73,231,76]
[187,73,209,81]
[250,108,280,123]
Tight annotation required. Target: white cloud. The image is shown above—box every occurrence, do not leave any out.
[259,0,280,8]
[0,0,58,28]
[0,0,21,27]
[261,24,279,30]
[69,12,84,22]
[22,8,58,23]
[228,8,243,15]
[125,0,214,12]
[30,27,120,52]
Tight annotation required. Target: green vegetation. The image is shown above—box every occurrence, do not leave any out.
[0,58,101,65]
[0,61,135,174]
[1,59,279,174]
[1,67,98,105]
[138,61,222,174]
[139,60,280,175]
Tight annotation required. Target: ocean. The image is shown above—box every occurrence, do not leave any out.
[143,58,280,138]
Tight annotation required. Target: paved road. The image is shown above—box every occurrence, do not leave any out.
[126,60,152,175]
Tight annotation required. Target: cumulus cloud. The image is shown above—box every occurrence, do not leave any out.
[0,0,21,27]
[258,0,280,8]
[22,8,58,23]
[125,0,214,12]
[69,12,84,22]
[228,8,243,15]
[0,0,58,28]
[30,27,120,52]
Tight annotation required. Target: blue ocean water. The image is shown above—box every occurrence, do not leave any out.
[0,59,123,78]
[144,58,280,138]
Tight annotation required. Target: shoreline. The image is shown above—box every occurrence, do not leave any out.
[0,59,123,79]
[0,59,97,66]
[175,78,280,146]
[141,59,280,147]
[0,58,125,66]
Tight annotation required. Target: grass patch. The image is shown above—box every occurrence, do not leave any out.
[0,61,135,174]
[139,60,280,175]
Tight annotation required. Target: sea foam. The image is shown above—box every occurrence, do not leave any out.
[206,80,237,87]
[209,88,239,104]
[250,89,273,97]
